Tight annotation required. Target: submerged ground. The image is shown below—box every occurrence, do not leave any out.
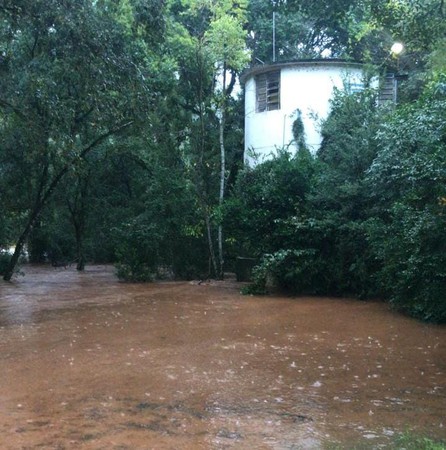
[0,265,445,449]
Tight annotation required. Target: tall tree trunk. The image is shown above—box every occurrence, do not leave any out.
[67,171,90,272]
[72,209,86,271]
[3,157,50,280]
[75,228,85,271]
[217,63,227,280]
[204,208,218,278]
[3,198,45,281]
[195,43,219,279]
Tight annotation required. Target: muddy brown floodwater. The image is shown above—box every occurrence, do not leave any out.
[0,265,445,449]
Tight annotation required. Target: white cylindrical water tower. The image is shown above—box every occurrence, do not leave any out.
[241,60,366,165]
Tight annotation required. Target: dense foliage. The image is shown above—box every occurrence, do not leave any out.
[231,79,446,322]
[1,0,444,321]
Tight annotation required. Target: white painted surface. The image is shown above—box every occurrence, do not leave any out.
[243,61,366,165]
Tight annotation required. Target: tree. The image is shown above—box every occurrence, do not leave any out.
[246,0,374,63]
[204,6,250,278]
[307,87,383,295]
[0,0,157,280]
[366,75,446,322]
[166,0,248,278]
[65,165,91,271]
[228,86,384,296]
[225,148,317,256]
[245,0,446,69]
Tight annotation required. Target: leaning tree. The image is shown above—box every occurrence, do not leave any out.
[0,0,159,280]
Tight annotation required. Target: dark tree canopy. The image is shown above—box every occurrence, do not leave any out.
[0,0,163,279]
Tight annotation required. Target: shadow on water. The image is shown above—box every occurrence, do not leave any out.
[0,264,445,449]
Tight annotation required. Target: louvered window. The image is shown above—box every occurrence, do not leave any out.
[256,71,280,112]
[378,74,397,104]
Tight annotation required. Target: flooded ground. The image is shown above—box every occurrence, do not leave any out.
[0,265,445,449]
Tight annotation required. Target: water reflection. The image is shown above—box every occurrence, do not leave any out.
[0,265,445,448]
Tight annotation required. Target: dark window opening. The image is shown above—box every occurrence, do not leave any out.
[256,71,280,112]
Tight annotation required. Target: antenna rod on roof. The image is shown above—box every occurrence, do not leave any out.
[272,11,276,62]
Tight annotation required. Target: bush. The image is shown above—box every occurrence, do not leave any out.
[238,79,446,323]
[367,204,446,323]
[112,220,160,282]
[394,432,446,450]
[367,79,446,322]
[112,216,209,282]
[248,249,323,294]
[224,148,318,259]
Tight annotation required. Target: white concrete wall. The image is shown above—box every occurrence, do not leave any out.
[244,62,365,165]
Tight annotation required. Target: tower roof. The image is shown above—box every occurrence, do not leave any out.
[240,59,365,85]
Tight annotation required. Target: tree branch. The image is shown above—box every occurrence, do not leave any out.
[42,121,133,203]
[29,32,39,59]
[77,121,134,161]
[0,98,28,120]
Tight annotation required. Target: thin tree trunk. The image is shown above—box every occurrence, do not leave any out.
[204,208,218,278]
[3,199,44,281]
[217,63,227,280]
[195,43,219,278]
[67,171,90,272]
[217,113,225,279]
[75,229,85,271]
[71,207,85,271]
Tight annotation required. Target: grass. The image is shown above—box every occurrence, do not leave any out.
[394,432,446,450]
[324,432,446,450]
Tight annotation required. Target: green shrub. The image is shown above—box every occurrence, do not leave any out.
[112,217,209,282]
[367,204,446,323]
[367,81,446,322]
[112,220,160,282]
[394,432,446,450]
[242,248,329,295]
